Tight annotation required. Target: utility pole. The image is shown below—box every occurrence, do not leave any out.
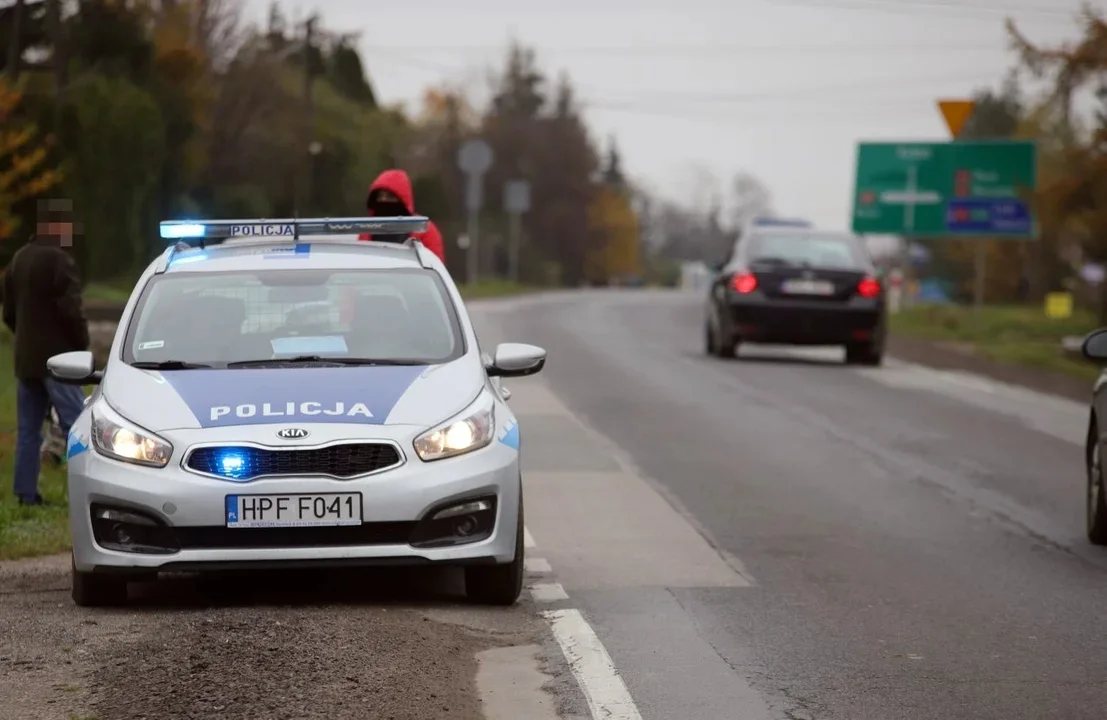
[300,15,316,217]
[46,0,66,100]
[7,0,25,81]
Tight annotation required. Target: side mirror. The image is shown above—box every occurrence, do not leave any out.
[486,342,546,378]
[47,351,101,385]
[1083,329,1107,362]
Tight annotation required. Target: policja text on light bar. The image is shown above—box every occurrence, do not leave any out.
[159,216,429,241]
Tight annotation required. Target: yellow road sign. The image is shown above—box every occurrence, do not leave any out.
[1045,291,1073,319]
[938,100,976,138]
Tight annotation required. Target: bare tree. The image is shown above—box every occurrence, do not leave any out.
[729,171,773,232]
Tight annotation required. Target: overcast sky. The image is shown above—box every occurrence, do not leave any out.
[243,0,1093,233]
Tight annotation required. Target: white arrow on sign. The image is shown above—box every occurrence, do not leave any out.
[879,165,941,232]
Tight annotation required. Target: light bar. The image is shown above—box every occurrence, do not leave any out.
[752,217,812,228]
[159,216,429,241]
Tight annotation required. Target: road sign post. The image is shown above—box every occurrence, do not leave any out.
[504,179,531,283]
[457,139,493,284]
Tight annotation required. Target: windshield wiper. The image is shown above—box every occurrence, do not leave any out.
[227,355,425,367]
[130,360,215,370]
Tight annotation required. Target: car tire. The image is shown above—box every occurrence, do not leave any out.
[845,342,883,366]
[707,319,737,359]
[465,494,524,606]
[1087,433,1107,545]
[71,556,128,608]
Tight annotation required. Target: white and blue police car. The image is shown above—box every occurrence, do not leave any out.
[49,216,545,607]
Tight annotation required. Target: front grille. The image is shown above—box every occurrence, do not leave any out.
[174,522,416,549]
[186,443,402,481]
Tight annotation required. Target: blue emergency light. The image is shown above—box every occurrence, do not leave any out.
[158,216,429,242]
[752,217,813,228]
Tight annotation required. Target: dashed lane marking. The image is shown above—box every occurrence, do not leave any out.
[524,557,552,574]
[544,608,644,720]
[529,583,570,602]
[525,527,644,720]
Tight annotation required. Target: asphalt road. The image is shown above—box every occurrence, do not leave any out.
[477,289,1107,720]
[4,288,1106,720]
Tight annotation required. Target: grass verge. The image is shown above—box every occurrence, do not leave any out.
[889,303,1102,381]
[457,280,539,300]
[83,281,133,304]
[0,331,71,560]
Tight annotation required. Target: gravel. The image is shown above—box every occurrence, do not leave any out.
[1,558,544,720]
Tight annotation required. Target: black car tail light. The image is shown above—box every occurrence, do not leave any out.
[730,272,758,294]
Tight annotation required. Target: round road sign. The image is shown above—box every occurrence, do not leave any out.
[458,139,493,175]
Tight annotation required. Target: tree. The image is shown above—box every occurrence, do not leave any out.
[58,71,164,277]
[327,41,375,107]
[0,77,61,241]
[1008,8,1107,317]
[729,172,772,232]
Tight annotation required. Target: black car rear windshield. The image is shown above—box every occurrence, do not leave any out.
[123,268,464,367]
[747,232,869,270]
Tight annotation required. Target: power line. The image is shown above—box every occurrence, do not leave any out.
[766,0,1082,20]
[364,52,1012,106]
[579,97,938,125]
[361,42,1008,56]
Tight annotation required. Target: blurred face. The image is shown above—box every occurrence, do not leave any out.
[368,189,408,217]
[37,220,74,247]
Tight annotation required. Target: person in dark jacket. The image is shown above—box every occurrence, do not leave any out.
[2,207,89,505]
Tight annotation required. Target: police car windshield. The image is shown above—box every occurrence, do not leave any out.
[123,268,463,367]
[747,233,867,271]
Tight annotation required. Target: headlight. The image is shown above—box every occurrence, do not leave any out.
[90,402,173,468]
[413,394,495,462]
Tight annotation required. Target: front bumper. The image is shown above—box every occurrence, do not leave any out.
[69,428,521,574]
[726,295,884,345]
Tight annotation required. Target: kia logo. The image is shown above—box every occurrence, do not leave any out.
[276,428,310,440]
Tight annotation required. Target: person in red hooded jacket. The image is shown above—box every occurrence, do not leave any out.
[358,169,446,263]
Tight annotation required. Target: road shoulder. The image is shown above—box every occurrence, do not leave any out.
[888,334,1094,402]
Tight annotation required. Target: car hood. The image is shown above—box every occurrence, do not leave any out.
[101,357,486,432]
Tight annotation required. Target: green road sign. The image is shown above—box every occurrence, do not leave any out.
[851,140,1037,238]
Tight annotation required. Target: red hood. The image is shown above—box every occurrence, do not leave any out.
[367,169,415,213]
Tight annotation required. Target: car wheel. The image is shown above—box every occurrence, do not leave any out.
[1087,435,1107,545]
[845,342,883,366]
[71,556,128,607]
[710,318,737,359]
[465,494,524,606]
[704,322,717,356]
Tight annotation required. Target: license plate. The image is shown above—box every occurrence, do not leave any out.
[225,493,362,528]
[781,279,834,295]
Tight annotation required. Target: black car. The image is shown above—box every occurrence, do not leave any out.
[704,226,887,365]
[1080,329,1107,545]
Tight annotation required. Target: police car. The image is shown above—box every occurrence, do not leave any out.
[48,216,545,607]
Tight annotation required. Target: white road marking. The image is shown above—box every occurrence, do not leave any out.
[544,609,644,720]
[524,526,536,548]
[529,583,569,602]
[525,557,552,574]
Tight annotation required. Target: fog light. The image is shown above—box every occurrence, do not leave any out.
[410,496,497,549]
[432,499,492,521]
[90,504,178,555]
[112,524,133,545]
[454,515,478,536]
[95,507,157,526]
